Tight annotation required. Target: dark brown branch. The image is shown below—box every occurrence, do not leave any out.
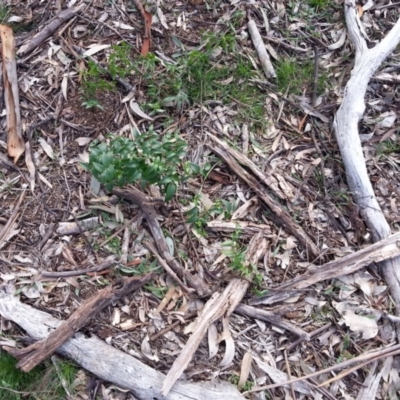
[12,273,153,372]
[112,187,210,296]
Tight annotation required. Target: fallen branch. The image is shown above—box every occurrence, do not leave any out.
[10,274,153,372]
[332,1,400,324]
[251,231,400,305]
[248,19,276,79]
[113,187,210,295]
[162,232,266,395]
[235,304,310,340]
[207,133,320,258]
[0,284,244,400]
[17,5,84,57]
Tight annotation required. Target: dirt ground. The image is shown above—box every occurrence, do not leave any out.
[0,0,400,399]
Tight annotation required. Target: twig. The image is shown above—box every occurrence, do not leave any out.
[143,240,194,293]
[41,259,115,278]
[112,187,210,295]
[38,222,56,251]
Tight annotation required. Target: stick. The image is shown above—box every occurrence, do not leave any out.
[0,284,244,400]
[17,6,84,57]
[112,188,210,295]
[251,231,400,305]
[13,274,153,372]
[248,19,276,78]
[162,232,266,395]
[207,134,320,258]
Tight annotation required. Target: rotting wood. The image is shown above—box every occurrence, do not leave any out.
[17,5,84,57]
[250,231,400,305]
[162,232,266,396]
[10,274,153,372]
[207,134,320,258]
[0,284,245,400]
[332,2,400,328]
[112,187,210,296]
[0,25,25,163]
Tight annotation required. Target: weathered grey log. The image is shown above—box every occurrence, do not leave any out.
[0,285,244,400]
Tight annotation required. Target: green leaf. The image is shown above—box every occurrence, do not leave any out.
[164,182,177,202]
[190,163,200,174]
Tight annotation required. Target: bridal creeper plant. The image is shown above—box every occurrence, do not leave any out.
[86,128,194,201]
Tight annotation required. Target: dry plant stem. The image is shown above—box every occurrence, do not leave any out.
[41,259,115,278]
[248,19,276,78]
[333,1,400,323]
[12,274,153,372]
[246,343,400,394]
[207,134,320,258]
[252,231,400,305]
[17,5,84,57]
[0,285,244,400]
[112,188,210,295]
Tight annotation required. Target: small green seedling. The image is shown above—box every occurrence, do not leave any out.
[81,99,104,110]
[86,127,196,201]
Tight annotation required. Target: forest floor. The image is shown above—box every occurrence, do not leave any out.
[0,0,400,399]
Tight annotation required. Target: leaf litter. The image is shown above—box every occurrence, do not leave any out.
[0,0,399,398]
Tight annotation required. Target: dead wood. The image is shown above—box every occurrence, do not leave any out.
[207,133,320,258]
[41,258,116,278]
[17,5,84,57]
[332,0,400,333]
[112,187,210,296]
[207,220,272,237]
[235,304,310,340]
[0,25,25,162]
[248,19,276,78]
[247,343,400,394]
[55,217,100,235]
[10,274,153,372]
[162,232,266,395]
[0,284,244,400]
[251,231,400,305]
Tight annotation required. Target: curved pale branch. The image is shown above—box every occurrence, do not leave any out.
[334,1,400,317]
